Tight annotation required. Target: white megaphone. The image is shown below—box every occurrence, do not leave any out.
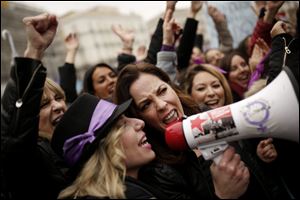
[165,66,299,164]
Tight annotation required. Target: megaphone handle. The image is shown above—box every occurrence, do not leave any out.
[199,142,229,165]
[212,154,223,165]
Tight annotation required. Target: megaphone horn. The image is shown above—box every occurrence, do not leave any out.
[165,67,299,163]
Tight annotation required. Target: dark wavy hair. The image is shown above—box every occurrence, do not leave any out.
[114,62,202,164]
[82,63,117,95]
[219,50,249,79]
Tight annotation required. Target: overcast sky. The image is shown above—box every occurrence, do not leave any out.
[16,1,195,21]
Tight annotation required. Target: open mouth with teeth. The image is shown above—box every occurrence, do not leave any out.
[139,138,148,146]
[205,99,219,108]
[138,136,152,149]
[52,116,63,127]
[237,74,249,84]
[163,110,180,125]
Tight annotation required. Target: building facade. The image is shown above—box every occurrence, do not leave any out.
[1,2,150,96]
[1,2,64,97]
[59,6,150,82]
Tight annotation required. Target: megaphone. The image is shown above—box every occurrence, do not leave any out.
[166,66,299,164]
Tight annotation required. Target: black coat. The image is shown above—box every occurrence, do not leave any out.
[58,62,78,104]
[144,17,198,72]
[63,176,167,199]
[139,141,290,199]
[230,141,291,199]
[1,58,68,199]
[139,150,218,199]
[267,33,299,84]
[267,33,299,199]
[125,176,168,199]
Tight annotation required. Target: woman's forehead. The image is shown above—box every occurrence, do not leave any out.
[131,74,166,94]
[43,88,56,97]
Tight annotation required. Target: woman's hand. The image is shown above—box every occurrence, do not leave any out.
[210,146,250,199]
[23,13,58,60]
[111,24,135,54]
[270,21,288,38]
[256,138,277,163]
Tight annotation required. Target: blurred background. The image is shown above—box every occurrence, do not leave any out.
[1,1,298,97]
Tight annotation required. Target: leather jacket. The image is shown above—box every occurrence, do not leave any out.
[1,58,68,199]
[139,150,218,199]
[267,33,299,84]
[139,142,290,199]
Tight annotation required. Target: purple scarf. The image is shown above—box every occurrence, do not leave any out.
[248,50,271,89]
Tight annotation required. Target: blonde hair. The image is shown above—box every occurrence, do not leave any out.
[41,78,66,106]
[39,78,66,140]
[58,125,127,199]
[182,64,233,106]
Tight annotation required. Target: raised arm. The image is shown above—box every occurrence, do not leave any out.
[64,33,79,64]
[1,13,58,199]
[23,13,58,60]
[267,20,298,84]
[251,1,267,17]
[2,12,57,151]
[250,1,284,54]
[112,24,135,55]
[144,1,177,65]
[157,9,180,82]
[176,1,203,71]
[207,4,233,53]
[112,24,137,71]
[58,33,79,104]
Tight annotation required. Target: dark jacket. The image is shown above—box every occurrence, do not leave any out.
[272,140,299,199]
[64,176,167,199]
[267,33,299,84]
[176,18,198,71]
[1,58,68,199]
[139,150,218,199]
[230,141,290,199]
[144,18,164,65]
[117,53,136,72]
[139,140,290,199]
[58,62,78,104]
[144,17,198,72]
[267,33,299,199]
[125,176,167,199]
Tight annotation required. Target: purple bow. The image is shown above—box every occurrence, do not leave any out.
[63,100,117,166]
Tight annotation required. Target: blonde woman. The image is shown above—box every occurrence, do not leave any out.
[182,64,233,109]
[39,78,67,140]
[1,13,69,200]
[181,64,284,198]
[51,94,165,199]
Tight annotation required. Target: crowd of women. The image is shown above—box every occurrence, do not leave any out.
[1,1,299,199]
